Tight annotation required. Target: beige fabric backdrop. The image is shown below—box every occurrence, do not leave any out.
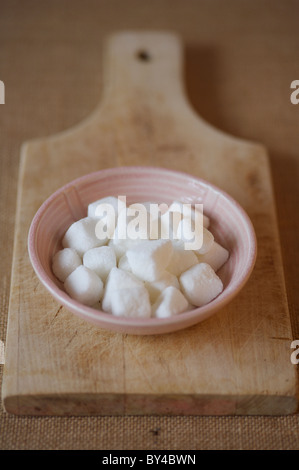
[0,0,299,449]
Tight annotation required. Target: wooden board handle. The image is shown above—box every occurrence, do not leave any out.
[100,31,189,112]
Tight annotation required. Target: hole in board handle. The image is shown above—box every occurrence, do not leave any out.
[136,50,151,62]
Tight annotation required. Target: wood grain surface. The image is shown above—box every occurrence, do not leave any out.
[2,31,297,416]
[1,0,299,450]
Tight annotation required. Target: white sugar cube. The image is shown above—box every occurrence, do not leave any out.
[64,265,104,306]
[179,262,223,307]
[52,248,82,282]
[110,286,151,318]
[152,286,189,318]
[83,246,116,280]
[88,196,126,219]
[145,270,180,303]
[191,227,214,255]
[62,217,107,256]
[166,241,198,277]
[102,267,144,312]
[126,239,173,282]
[196,241,229,272]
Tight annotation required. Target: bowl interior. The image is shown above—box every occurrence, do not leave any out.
[28,167,256,334]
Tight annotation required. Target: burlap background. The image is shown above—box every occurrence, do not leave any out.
[1,0,299,449]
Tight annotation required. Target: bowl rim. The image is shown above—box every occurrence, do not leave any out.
[28,165,257,334]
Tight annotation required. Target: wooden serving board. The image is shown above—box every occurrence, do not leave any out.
[2,32,297,415]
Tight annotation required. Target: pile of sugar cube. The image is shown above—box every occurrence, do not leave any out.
[52,196,229,319]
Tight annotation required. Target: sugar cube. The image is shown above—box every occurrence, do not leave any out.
[83,245,116,280]
[179,262,223,307]
[152,286,189,318]
[52,247,82,282]
[110,286,151,318]
[166,240,198,277]
[196,241,229,272]
[64,265,104,306]
[102,267,144,312]
[191,227,214,255]
[126,239,173,282]
[62,217,107,256]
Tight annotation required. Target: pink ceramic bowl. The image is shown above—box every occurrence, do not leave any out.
[28,166,257,335]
